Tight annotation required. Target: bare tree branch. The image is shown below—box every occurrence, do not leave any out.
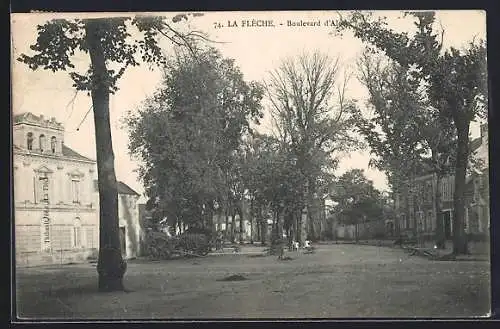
[64,89,79,122]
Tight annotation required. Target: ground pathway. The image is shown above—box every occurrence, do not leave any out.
[15,244,490,319]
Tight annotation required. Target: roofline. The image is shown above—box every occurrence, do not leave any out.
[13,121,65,131]
[61,144,95,162]
[13,148,96,164]
[117,181,141,196]
[13,112,65,131]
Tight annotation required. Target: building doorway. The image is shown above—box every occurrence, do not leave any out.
[386,221,394,237]
[119,227,126,257]
[442,211,452,239]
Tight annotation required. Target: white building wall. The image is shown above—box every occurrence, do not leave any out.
[13,151,100,266]
[95,192,141,259]
[13,114,143,266]
[117,194,141,258]
[13,153,97,207]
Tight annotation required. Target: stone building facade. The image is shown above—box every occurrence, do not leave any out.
[13,112,142,266]
[394,123,489,242]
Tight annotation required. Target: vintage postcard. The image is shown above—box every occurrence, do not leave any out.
[11,10,490,320]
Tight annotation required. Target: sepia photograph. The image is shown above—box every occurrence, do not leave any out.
[10,10,490,320]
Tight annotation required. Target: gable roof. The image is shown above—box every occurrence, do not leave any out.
[117,181,140,196]
[62,144,95,162]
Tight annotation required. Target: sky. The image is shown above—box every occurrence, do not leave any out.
[11,10,487,202]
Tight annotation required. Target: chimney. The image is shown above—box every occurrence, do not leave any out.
[39,114,44,121]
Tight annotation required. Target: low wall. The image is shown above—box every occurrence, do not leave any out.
[16,248,98,267]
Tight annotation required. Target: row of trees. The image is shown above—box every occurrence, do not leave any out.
[125,46,264,239]
[126,46,362,247]
[18,11,487,292]
[334,11,488,253]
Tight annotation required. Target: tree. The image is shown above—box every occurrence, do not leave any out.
[355,48,457,247]
[335,11,487,254]
[265,50,361,245]
[330,169,383,241]
[18,14,207,291]
[126,46,263,240]
[237,132,305,245]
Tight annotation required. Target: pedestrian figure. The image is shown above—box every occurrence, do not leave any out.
[275,237,285,260]
[215,231,224,252]
[277,243,285,260]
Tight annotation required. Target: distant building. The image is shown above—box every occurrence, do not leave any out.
[13,112,143,266]
[116,181,142,259]
[394,123,489,242]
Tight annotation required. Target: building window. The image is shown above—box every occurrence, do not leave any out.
[35,174,50,204]
[27,132,33,150]
[39,134,46,152]
[441,178,448,201]
[72,179,81,203]
[51,225,72,250]
[86,227,94,249]
[425,181,432,203]
[73,218,82,248]
[51,136,57,153]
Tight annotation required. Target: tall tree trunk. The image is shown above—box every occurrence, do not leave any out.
[255,205,261,243]
[238,204,244,243]
[259,209,266,245]
[249,199,254,244]
[308,181,317,241]
[453,122,470,255]
[410,173,417,239]
[300,180,309,245]
[85,20,126,292]
[434,173,445,249]
[207,201,214,235]
[355,220,359,243]
[277,207,284,240]
[300,209,308,245]
[225,207,229,238]
[231,207,237,243]
[295,210,300,242]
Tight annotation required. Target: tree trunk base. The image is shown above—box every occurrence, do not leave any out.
[98,274,125,292]
[452,243,469,255]
[97,247,127,292]
[452,233,469,255]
